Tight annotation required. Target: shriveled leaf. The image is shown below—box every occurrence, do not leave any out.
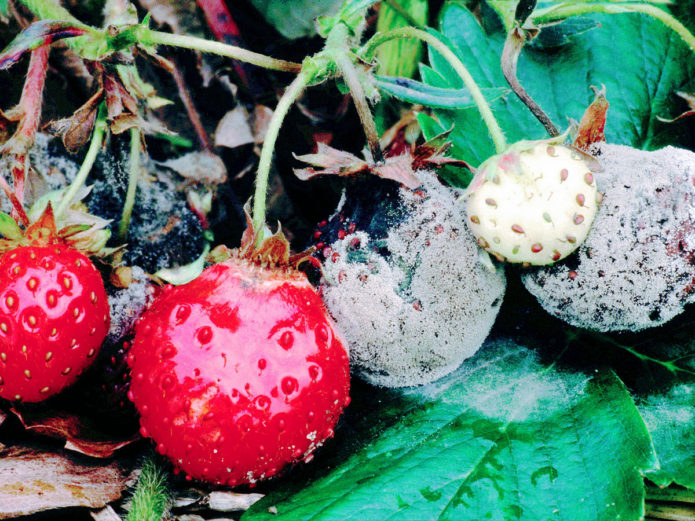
[215,105,254,149]
[44,89,102,152]
[375,75,509,109]
[294,142,421,188]
[243,339,656,521]
[10,407,139,459]
[0,444,130,518]
[158,151,228,185]
[0,20,88,70]
[573,84,609,150]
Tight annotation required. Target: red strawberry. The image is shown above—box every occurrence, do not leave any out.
[127,220,350,486]
[0,245,110,402]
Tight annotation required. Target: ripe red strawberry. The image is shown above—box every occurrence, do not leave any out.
[127,221,351,486]
[0,244,110,402]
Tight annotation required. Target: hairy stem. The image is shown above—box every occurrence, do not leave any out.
[329,24,383,162]
[144,30,302,73]
[55,104,107,220]
[501,28,559,137]
[118,126,141,242]
[126,453,170,521]
[253,72,310,238]
[532,3,695,51]
[362,27,507,153]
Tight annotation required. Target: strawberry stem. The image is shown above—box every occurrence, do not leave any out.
[329,24,383,163]
[55,103,107,220]
[252,72,310,239]
[143,29,303,73]
[125,452,170,521]
[532,3,695,52]
[118,126,141,242]
[361,27,508,153]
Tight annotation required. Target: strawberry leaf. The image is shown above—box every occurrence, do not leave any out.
[375,75,509,109]
[0,20,88,70]
[242,339,655,521]
[421,3,695,167]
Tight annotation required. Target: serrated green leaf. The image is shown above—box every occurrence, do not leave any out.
[249,0,343,39]
[425,2,695,167]
[242,339,656,521]
[375,75,509,109]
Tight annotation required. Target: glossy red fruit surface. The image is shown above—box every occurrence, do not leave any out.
[0,245,110,402]
[127,259,350,486]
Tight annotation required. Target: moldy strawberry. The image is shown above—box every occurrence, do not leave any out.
[127,215,350,486]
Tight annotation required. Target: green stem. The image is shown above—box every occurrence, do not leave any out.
[329,25,383,163]
[252,72,310,238]
[126,452,170,521]
[532,3,695,51]
[55,104,107,220]
[119,127,141,242]
[361,27,507,153]
[144,30,302,73]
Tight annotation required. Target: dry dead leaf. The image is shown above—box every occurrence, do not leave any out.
[158,151,228,185]
[0,444,130,518]
[91,505,122,521]
[658,91,695,123]
[10,407,139,459]
[215,105,254,149]
[294,141,469,189]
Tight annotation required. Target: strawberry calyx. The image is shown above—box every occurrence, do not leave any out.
[0,191,117,259]
[210,206,315,271]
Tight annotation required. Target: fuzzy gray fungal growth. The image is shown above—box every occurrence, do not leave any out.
[321,171,506,387]
[522,143,695,332]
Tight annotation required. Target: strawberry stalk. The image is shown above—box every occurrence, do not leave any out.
[532,3,695,51]
[361,27,508,153]
[125,452,170,521]
[329,24,384,164]
[55,103,107,220]
[4,44,49,207]
[118,126,141,242]
[141,29,302,73]
[252,72,311,240]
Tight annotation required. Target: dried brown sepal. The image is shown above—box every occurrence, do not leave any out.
[44,88,103,152]
[574,84,609,151]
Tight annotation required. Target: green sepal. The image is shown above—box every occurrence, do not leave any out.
[155,242,211,286]
[0,213,24,242]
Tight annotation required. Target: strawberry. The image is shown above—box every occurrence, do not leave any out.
[466,139,600,265]
[126,217,350,486]
[0,206,110,402]
[522,143,695,332]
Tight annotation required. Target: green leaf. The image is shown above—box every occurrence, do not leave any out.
[375,75,509,109]
[242,339,656,521]
[422,2,695,167]
[249,0,344,39]
[375,0,428,78]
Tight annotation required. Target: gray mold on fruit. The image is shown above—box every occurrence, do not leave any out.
[522,143,695,332]
[321,171,506,387]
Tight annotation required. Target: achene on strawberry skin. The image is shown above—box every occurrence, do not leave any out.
[127,223,351,486]
[0,245,110,402]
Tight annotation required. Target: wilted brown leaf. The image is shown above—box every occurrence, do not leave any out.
[215,105,254,149]
[10,407,139,459]
[44,88,102,152]
[0,444,130,518]
[158,151,228,185]
[294,141,469,189]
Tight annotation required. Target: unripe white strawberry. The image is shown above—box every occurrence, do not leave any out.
[466,141,599,265]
